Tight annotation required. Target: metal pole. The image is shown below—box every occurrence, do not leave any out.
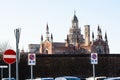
[1,68,3,79]
[31,65,33,80]
[14,28,21,80]
[9,64,11,80]
[0,66,8,79]
[93,64,95,80]
[15,29,18,80]
[16,41,19,80]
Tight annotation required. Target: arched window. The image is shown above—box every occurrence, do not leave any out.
[96,46,104,54]
[44,49,48,54]
[45,50,48,54]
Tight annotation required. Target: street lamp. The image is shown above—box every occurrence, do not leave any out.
[14,28,21,80]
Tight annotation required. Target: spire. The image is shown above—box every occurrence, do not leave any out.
[66,34,69,43]
[51,33,53,42]
[74,10,76,16]
[97,25,100,31]
[99,28,101,34]
[65,34,70,47]
[100,28,103,39]
[105,32,108,43]
[46,23,49,41]
[41,34,43,43]
[97,25,102,39]
[46,23,49,32]
[72,11,78,22]
[97,25,100,36]
[92,31,94,41]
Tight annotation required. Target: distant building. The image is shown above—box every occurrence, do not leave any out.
[28,44,40,53]
[29,12,109,54]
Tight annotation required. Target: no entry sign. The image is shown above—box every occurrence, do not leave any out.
[3,49,16,64]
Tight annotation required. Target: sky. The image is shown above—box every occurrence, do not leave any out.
[0,0,120,54]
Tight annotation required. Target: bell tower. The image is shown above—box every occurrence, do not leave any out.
[84,25,90,46]
[67,11,84,46]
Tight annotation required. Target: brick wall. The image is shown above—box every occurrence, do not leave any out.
[0,54,120,80]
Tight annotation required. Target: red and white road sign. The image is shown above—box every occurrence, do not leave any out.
[28,54,36,65]
[3,49,16,64]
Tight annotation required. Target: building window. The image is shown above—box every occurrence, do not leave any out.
[96,46,104,54]
[97,48,102,54]
[44,49,48,54]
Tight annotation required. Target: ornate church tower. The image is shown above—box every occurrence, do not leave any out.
[68,12,84,46]
[39,24,53,54]
[91,25,110,54]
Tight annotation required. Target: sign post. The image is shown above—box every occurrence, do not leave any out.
[0,65,8,79]
[91,53,98,80]
[3,49,16,80]
[28,53,36,80]
[9,64,11,80]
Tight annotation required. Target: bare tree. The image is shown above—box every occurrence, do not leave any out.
[0,41,12,53]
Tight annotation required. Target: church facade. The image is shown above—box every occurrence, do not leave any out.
[29,13,109,54]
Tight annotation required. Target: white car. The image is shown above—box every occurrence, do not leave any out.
[86,76,106,80]
[55,76,80,80]
[2,78,15,80]
[35,78,54,80]
[104,77,120,80]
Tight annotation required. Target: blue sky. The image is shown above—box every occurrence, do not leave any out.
[0,0,120,53]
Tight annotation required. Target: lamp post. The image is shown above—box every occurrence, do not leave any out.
[14,28,21,80]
